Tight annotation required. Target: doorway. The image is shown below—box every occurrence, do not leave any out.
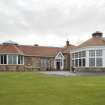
[56,62,60,70]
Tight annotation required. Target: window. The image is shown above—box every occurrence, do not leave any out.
[41,59,48,68]
[89,58,95,67]
[82,59,86,67]
[75,59,78,67]
[72,51,86,67]
[96,58,102,66]
[0,55,7,64]
[96,50,102,56]
[81,51,86,57]
[79,59,81,66]
[0,54,23,65]
[18,55,23,64]
[79,52,81,58]
[8,55,17,64]
[72,60,74,66]
[89,50,95,57]
[75,53,78,58]
[89,50,103,67]
[8,55,12,64]
[72,53,75,59]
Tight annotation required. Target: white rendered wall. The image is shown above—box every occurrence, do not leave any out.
[86,50,89,67]
[71,46,105,68]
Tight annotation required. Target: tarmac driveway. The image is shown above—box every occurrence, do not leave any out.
[40,71,105,76]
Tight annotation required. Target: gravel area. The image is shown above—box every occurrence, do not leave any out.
[40,71,105,76]
[40,71,76,76]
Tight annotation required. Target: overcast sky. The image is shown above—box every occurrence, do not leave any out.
[0,0,105,46]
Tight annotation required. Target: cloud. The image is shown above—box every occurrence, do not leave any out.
[0,0,105,46]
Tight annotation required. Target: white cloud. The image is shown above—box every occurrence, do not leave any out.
[0,0,105,46]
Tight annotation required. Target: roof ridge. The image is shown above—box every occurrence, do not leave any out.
[13,45,24,55]
[18,45,63,48]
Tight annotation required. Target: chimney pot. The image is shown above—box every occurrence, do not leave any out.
[92,31,103,38]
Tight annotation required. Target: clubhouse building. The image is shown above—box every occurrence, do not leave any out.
[0,40,74,71]
[71,31,105,71]
[0,31,105,72]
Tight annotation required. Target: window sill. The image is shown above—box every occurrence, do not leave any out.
[0,64,24,65]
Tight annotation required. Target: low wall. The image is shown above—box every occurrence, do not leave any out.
[0,65,39,72]
[0,65,24,71]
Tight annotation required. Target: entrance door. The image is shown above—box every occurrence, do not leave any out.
[56,62,60,70]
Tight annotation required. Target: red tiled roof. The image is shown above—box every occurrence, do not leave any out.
[0,45,23,55]
[18,45,64,57]
[77,37,105,48]
[0,43,75,57]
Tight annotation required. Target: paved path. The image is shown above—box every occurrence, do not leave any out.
[40,71,105,76]
[40,71,76,76]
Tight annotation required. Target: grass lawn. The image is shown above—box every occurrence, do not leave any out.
[0,72,105,105]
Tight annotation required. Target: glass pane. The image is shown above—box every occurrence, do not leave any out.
[96,50,102,56]
[18,55,23,64]
[75,59,78,67]
[83,59,86,67]
[18,56,20,64]
[89,58,95,67]
[4,55,7,64]
[75,53,78,58]
[89,50,95,57]
[13,55,17,64]
[79,59,81,67]
[79,52,81,58]
[8,55,12,64]
[96,58,102,66]
[21,56,23,64]
[1,55,3,64]
[81,51,86,57]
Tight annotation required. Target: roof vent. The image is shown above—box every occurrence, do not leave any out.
[34,44,39,46]
[92,31,103,38]
[2,40,19,45]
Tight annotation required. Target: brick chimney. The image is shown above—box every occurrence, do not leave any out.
[66,40,70,46]
[92,31,103,38]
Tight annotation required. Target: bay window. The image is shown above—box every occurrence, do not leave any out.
[0,54,24,65]
[72,51,86,67]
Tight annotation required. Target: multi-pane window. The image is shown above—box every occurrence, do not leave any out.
[8,55,17,64]
[18,55,23,64]
[89,50,95,57]
[89,50,103,67]
[96,58,102,66]
[89,58,95,67]
[74,53,77,58]
[75,59,78,67]
[72,49,103,67]
[79,59,81,67]
[0,54,23,65]
[81,51,86,57]
[96,50,102,56]
[72,51,86,67]
[83,59,86,67]
[41,59,48,68]
[0,55,7,64]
